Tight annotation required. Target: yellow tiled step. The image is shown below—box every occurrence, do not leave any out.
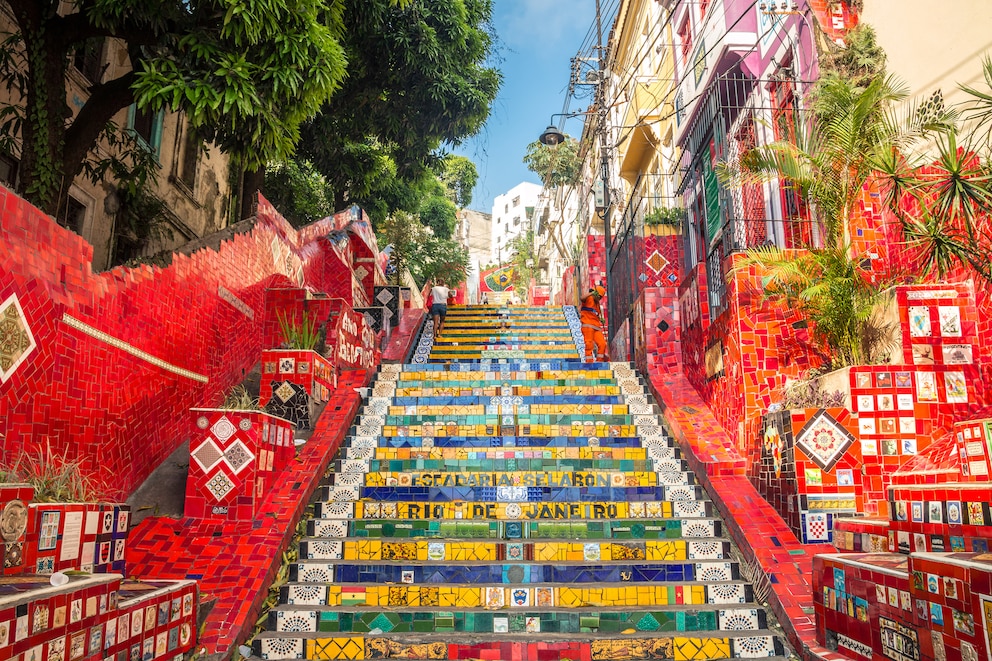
[360,447,651,461]
[386,404,631,416]
[380,423,639,437]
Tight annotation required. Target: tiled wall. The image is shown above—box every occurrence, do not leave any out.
[0,190,382,499]
[815,551,992,661]
[0,485,198,661]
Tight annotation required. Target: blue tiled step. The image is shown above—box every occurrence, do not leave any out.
[317,483,704,503]
[266,606,769,634]
[289,561,744,585]
[338,445,678,461]
[309,518,724,540]
[395,360,614,371]
[340,458,659,472]
[296,538,733,561]
[388,395,646,406]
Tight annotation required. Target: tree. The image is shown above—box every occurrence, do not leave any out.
[297,0,500,211]
[440,154,478,208]
[377,210,468,288]
[262,160,336,228]
[506,229,536,291]
[730,246,897,368]
[0,0,347,217]
[725,73,951,248]
[523,135,581,188]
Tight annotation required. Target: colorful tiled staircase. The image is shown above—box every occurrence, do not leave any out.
[252,306,790,660]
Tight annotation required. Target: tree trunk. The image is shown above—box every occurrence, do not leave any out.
[241,166,264,219]
[13,5,67,217]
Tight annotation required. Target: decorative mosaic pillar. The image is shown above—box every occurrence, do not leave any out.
[186,408,296,520]
[260,350,335,430]
[562,305,585,358]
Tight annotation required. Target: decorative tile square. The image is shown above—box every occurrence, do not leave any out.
[0,294,37,383]
[795,409,856,471]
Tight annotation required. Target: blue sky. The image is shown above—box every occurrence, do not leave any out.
[456,0,599,214]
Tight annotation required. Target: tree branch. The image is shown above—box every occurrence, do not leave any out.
[62,70,138,182]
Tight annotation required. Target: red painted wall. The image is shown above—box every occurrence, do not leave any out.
[0,191,373,499]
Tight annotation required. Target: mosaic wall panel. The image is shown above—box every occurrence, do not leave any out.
[0,191,382,499]
[185,408,296,520]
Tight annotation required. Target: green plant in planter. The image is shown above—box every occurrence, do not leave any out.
[219,385,262,411]
[0,443,94,503]
[643,206,684,227]
[277,310,321,351]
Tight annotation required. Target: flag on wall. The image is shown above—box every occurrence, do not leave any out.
[480,265,514,292]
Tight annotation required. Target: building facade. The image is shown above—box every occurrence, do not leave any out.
[0,5,236,271]
[490,181,542,266]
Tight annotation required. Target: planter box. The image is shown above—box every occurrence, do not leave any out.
[260,349,335,430]
[644,224,680,236]
[186,408,296,520]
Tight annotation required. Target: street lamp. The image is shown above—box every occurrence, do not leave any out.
[539,125,566,147]
[536,0,614,348]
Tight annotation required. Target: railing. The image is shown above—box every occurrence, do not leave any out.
[607,174,685,353]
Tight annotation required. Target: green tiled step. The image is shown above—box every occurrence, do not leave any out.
[267,605,769,634]
[296,538,732,561]
[309,518,724,540]
[312,499,715,520]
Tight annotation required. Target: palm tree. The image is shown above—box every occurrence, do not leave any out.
[720,72,953,368]
[728,72,952,248]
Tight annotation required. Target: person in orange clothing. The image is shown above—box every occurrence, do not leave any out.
[579,285,608,362]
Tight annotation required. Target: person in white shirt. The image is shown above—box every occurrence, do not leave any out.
[429,281,456,338]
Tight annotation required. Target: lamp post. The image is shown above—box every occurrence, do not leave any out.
[538,0,614,347]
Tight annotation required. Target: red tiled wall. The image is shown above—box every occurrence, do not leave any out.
[0,190,376,499]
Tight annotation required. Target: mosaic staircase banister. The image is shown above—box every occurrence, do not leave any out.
[251,304,791,661]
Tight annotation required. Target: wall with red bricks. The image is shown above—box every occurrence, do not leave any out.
[0,190,379,500]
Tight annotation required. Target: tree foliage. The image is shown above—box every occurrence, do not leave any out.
[506,228,537,291]
[297,0,500,211]
[262,160,336,228]
[440,154,479,208]
[523,135,581,188]
[0,0,347,215]
[378,210,469,288]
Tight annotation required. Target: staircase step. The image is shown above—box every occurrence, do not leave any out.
[254,632,786,661]
[296,538,733,561]
[312,499,714,520]
[265,605,769,634]
[278,579,755,607]
[315,483,706,503]
[339,446,666,461]
[308,518,724,540]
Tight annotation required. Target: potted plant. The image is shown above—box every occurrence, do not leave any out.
[642,206,683,235]
[260,310,336,430]
[187,385,296,520]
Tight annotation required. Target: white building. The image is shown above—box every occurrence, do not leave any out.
[490,181,543,265]
[455,208,492,304]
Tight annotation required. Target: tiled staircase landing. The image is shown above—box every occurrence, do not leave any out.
[253,305,790,660]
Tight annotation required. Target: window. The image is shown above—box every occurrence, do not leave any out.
[678,19,692,64]
[72,38,105,83]
[127,104,164,158]
[57,195,86,236]
[177,124,199,190]
[513,216,520,227]
[512,196,520,207]
[699,0,710,21]
[0,153,18,188]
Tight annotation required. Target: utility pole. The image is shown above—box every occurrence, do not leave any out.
[595,0,615,345]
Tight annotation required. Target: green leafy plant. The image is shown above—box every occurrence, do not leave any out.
[219,385,261,411]
[643,206,684,227]
[0,443,94,503]
[779,378,847,410]
[277,310,321,351]
[731,246,898,368]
